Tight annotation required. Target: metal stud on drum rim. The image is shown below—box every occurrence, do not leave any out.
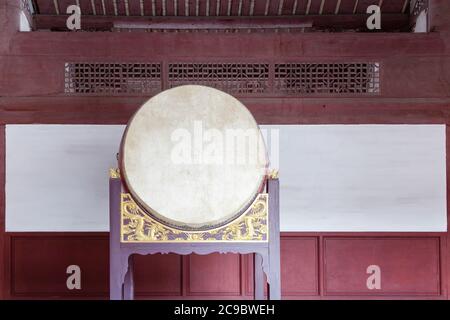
[119,85,268,231]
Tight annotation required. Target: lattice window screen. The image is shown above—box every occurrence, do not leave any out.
[168,63,270,94]
[274,63,380,94]
[64,63,162,94]
[64,62,380,95]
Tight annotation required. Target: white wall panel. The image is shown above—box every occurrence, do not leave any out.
[6,125,124,231]
[266,125,447,232]
[6,124,447,232]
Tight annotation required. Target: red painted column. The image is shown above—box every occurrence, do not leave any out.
[430,1,450,300]
[0,126,5,300]
[0,0,20,300]
[0,0,20,106]
[0,0,20,53]
[446,125,450,300]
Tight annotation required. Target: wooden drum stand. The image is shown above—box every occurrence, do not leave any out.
[109,168,281,300]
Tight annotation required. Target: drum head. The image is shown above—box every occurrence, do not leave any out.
[120,85,268,231]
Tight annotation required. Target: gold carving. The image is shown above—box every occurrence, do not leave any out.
[121,193,269,243]
[267,169,279,179]
[109,168,121,179]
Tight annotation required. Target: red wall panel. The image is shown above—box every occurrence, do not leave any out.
[187,253,242,297]
[11,236,108,297]
[133,254,182,297]
[281,237,319,296]
[323,237,441,296]
[247,237,319,297]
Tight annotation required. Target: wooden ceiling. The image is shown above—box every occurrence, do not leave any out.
[29,0,412,32]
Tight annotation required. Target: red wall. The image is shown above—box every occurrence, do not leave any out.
[1,0,450,299]
[2,232,446,299]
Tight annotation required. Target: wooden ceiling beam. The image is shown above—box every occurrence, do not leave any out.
[32,14,409,31]
[115,16,313,29]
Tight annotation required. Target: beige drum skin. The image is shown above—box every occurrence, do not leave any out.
[120,85,268,231]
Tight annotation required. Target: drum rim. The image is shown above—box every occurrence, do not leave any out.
[118,85,269,232]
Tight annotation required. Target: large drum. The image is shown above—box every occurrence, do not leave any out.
[119,85,268,231]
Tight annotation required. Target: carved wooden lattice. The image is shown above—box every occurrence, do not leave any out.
[64,62,380,95]
[274,63,380,94]
[64,63,162,94]
[168,63,270,94]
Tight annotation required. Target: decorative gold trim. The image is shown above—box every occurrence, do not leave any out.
[109,168,121,179]
[120,193,269,243]
[267,169,279,179]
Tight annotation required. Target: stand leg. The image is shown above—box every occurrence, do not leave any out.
[268,257,281,300]
[109,177,123,300]
[254,253,266,300]
[123,255,134,300]
[110,256,124,300]
[268,178,281,300]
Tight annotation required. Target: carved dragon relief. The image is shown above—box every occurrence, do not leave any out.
[120,193,269,243]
